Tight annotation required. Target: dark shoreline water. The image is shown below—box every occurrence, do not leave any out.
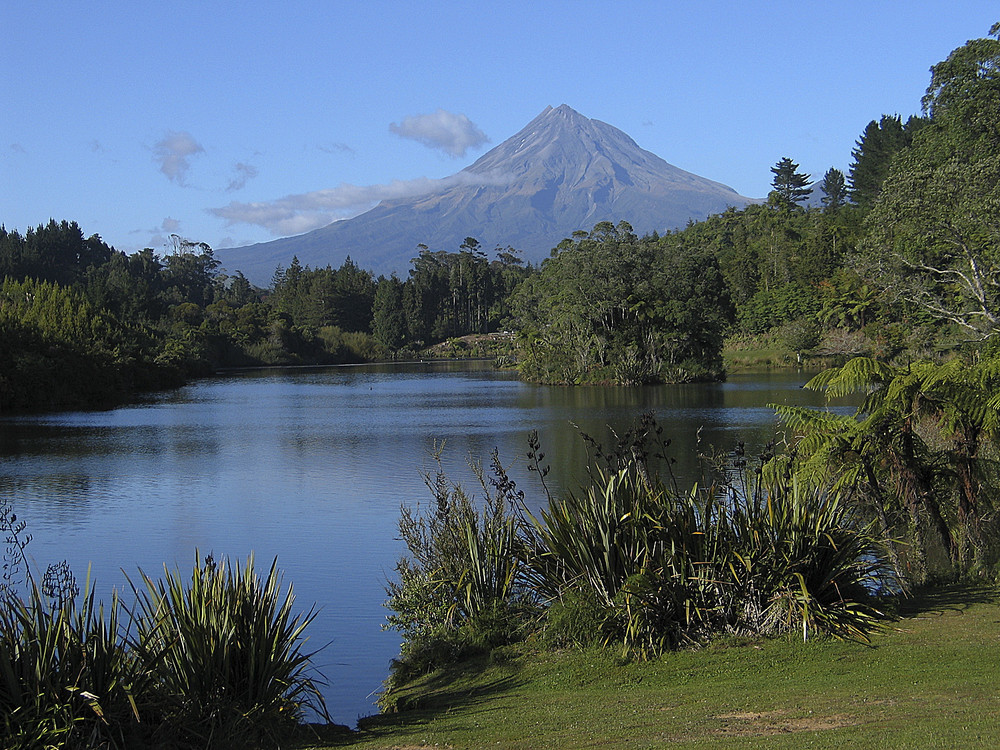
[0,362,851,725]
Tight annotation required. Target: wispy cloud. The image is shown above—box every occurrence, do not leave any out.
[210,171,509,236]
[10,143,26,154]
[153,130,204,185]
[317,142,355,156]
[125,217,185,253]
[226,162,259,192]
[389,109,489,157]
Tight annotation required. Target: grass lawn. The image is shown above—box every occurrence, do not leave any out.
[297,586,1000,749]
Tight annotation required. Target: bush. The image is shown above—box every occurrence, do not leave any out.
[0,503,327,749]
[381,450,535,702]
[523,440,892,656]
[384,416,896,683]
[130,553,327,749]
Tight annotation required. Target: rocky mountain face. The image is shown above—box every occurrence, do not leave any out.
[218,105,754,284]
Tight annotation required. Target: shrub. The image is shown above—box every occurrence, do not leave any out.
[0,555,138,749]
[130,553,327,749]
[388,417,895,674]
[1,502,327,749]
[521,431,893,656]
[382,451,535,700]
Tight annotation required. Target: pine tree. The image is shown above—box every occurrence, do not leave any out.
[820,167,847,212]
[769,157,812,209]
[372,275,408,350]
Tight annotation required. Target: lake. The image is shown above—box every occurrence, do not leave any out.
[0,361,850,726]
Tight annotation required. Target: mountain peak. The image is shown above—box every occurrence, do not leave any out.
[217,106,753,284]
[538,103,584,119]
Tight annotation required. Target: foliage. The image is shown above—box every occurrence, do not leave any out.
[819,167,847,212]
[1,503,140,750]
[130,553,327,748]
[511,221,732,384]
[399,240,532,345]
[1,504,327,749]
[521,426,891,657]
[847,114,926,208]
[382,450,533,699]
[270,256,376,334]
[371,275,407,350]
[0,220,113,287]
[769,157,812,209]
[858,24,1000,340]
[774,355,1000,583]
[0,277,178,412]
[0,573,140,750]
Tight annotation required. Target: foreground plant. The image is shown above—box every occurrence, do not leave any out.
[2,501,329,749]
[1,502,138,750]
[131,553,327,749]
[384,415,896,696]
[382,450,533,703]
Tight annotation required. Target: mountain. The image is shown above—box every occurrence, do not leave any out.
[217,105,755,285]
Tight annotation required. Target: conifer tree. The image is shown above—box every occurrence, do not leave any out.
[769,157,812,209]
[820,167,847,212]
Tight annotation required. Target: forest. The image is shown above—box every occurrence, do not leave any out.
[4,31,992,409]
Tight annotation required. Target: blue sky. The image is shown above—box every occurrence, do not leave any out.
[2,1,996,260]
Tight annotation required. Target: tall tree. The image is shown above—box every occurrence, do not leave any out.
[372,275,407,350]
[769,157,812,209]
[858,24,1000,339]
[820,167,847,212]
[848,116,907,208]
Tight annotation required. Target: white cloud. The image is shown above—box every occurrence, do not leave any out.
[209,171,509,236]
[226,162,259,192]
[153,130,204,185]
[161,217,181,233]
[389,109,489,157]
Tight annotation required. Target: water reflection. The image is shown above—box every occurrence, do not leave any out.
[0,362,851,725]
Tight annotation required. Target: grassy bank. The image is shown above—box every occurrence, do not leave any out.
[301,586,1000,749]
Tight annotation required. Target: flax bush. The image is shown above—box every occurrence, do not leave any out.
[524,434,893,656]
[1,500,328,749]
[384,415,896,687]
[130,553,327,749]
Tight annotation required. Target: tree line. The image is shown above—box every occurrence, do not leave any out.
[0,225,532,411]
[4,24,998,405]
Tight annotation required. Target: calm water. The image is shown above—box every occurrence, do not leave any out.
[0,362,849,725]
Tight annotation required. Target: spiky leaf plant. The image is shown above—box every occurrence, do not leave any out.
[130,553,326,749]
[0,567,139,750]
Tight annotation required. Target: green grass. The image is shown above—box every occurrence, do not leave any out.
[299,585,1000,749]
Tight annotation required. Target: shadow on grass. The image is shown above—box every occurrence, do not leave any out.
[301,654,524,747]
[894,583,998,617]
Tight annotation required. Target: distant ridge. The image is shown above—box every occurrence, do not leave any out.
[218,105,754,284]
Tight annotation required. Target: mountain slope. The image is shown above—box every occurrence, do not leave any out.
[218,105,754,284]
